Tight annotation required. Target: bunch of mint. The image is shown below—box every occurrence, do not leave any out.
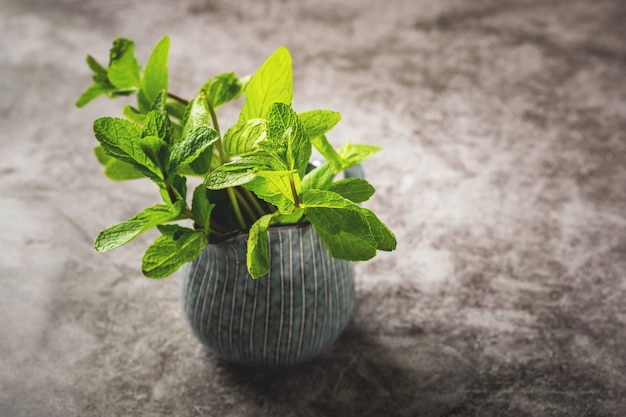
[78,37,396,279]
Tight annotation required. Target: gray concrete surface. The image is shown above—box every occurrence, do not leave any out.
[1,0,625,416]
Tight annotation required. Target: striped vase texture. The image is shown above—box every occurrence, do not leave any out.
[180,223,355,367]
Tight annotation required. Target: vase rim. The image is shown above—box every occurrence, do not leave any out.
[208,221,312,245]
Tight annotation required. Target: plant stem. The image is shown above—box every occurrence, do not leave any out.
[242,188,266,217]
[235,189,256,223]
[227,188,247,230]
[167,92,189,106]
[290,174,300,208]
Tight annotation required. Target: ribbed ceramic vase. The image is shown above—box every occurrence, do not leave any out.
[180,223,355,368]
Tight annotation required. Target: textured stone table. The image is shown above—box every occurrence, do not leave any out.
[1,0,625,416]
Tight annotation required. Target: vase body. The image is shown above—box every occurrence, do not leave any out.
[180,223,355,367]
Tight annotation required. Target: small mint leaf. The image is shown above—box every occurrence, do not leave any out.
[170,126,219,172]
[107,38,141,90]
[192,185,215,231]
[223,118,266,157]
[247,214,273,278]
[201,72,245,109]
[298,110,341,139]
[328,178,375,203]
[140,36,169,113]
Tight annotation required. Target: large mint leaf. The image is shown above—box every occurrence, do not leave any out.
[93,117,162,180]
[240,47,292,122]
[263,103,311,178]
[104,158,144,181]
[301,189,396,260]
[107,38,141,90]
[246,214,274,278]
[139,36,169,113]
[298,110,341,139]
[223,118,266,157]
[94,202,184,252]
[169,126,219,172]
[201,72,245,109]
[142,228,207,278]
[313,228,377,261]
[328,178,375,203]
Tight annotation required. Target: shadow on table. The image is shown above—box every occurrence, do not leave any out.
[214,320,470,417]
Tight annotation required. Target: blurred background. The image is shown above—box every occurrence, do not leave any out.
[1,0,625,416]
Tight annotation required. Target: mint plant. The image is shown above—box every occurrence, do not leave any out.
[78,37,396,279]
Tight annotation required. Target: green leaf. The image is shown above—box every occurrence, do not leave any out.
[107,38,141,90]
[298,110,341,139]
[337,143,381,170]
[123,105,146,124]
[170,126,219,172]
[93,117,161,180]
[94,146,112,165]
[142,229,208,278]
[192,185,215,231]
[142,110,171,143]
[93,202,184,252]
[240,47,292,122]
[246,214,273,278]
[223,118,266,157]
[104,158,144,181]
[204,167,257,190]
[166,97,187,121]
[182,93,211,138]
[86,54,108,80]
[301,161,334,191]
[328,178,375,203]
[301,189,396,260]
[76,83,109,107]
[245,170,299,213]
[140,36,169,113]
[263,103,311,178]
[139,135,168,174]
[201,72,245,109]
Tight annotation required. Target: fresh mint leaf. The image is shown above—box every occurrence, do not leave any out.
[93,202,184,252]
[86,54,108,81]
[107,38,141,90]
[298,110,341,139]
[337,143,381,170]
[123,105,146,124]
[169,126,219,172]
[240,47,292,122]
[93,117,161,180]
[201,72,245,109]
[301,189,396,259]
[103,159,144,181]
[204,167,256,190]
[328,178,375,203]
[182,92,211,137]
[245,170,299,213]
[246,214,273,278]
[94,146,112,165]
[192,185,215,231]
[142,110,171,144]
[139,135,168,175]
[76,83,109,108]
[223,118,266,157]
[139,36,169,113]
[301,161,334,191]
[263,103,311,178]
[142,228,207,278]
[312,228,377,261]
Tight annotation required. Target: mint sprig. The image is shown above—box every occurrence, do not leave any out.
[78,38,396,279]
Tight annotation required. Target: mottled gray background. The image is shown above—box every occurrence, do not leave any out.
[1,0,625,416]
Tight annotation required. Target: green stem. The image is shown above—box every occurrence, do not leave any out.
[206,99,229,165]
[227,188,246,230]
[167,92,189,106]
[242,188,266,217]
[290,174,300,208]
[235,189,256,223]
